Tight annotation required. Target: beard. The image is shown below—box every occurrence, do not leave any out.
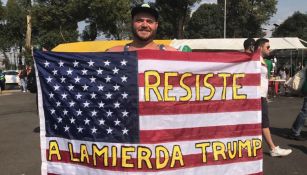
[132,26,156,42]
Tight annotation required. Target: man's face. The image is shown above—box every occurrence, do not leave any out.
[261,42,270,57]
[132,12,158,42]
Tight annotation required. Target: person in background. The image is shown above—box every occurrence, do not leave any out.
[254,38,292,157]
[107,3,177,52]
[288,67,307,141]
[18,65,28,92]
[243,38,255,53]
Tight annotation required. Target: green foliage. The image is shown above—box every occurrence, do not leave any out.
[155,0,201,39]
[187,0,277,38]
[272,12,307,43]
[185,4,223,38]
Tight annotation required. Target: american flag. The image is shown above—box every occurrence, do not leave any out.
[35,50,262,175]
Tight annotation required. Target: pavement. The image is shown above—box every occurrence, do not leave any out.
[0,90,306,175]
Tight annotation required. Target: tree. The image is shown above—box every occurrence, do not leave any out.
[186,0,277,38]
[217,0,277,38]
[155,0,201,39]
[272,12,307,43]
[185,4,223,38]
[31,0,79,50]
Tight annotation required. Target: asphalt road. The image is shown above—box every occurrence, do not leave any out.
[0,90,306,175]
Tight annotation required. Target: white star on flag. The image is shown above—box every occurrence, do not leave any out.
[88,60,94,67]
[121,75,128,82]
[82,84,89,91]
[114,119,121,126]
[120,59,127,66]
[82,69,88,75]
[106,127,113,134]
[83,101,90,108]
[74,76,81,83]
[64,125,70,132]
[44,61,50,67]
[46,76,53,83]
[91,127,97,134]
[99,119,105,125]
[60,76,66,83]
[113,84,120,91]
[112,67,119,74]
[106,110,113,117]
[52,69,58,75]
[68,85,74,91]
[76,109,82,116]
[49,92,54,98]
[90,76,96,83]
[59,60,64,67]
[122,128,129,135]
[121,92,128,99]
[84,118,90,125]
[73,60,79,67]
[96,68,103,74]
[67,68,73,75]
[98,101,105,108]
[104,60,110,66]
[75,93,82,99]
[77,127,84,133]
[105,76,111,82]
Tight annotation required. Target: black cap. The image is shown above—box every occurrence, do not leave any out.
[131,3,159,20]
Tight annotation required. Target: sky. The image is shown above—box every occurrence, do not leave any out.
[1,0,307,37]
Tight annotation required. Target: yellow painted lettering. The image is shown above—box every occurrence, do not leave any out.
[218,73,231,100]
[144,71,162,101]
[137,146,152,169]
[179,73,192,101]
[195,142,211,163]
[164,72,177,102]
[122,146,135,168]
[48,141,61,161]
[112,146,117,166]
[227,141,238,159]
[92,145,108,166]
[252,139,262,157]
[170,145,184,168]
[233,73,247,100]
[203,73,215,100]
[195,74,200,101]
[212,141,226,160]
[80,144,89,163]
[68,143,80,162]
[156,146,170,170]
[238,140,252,158]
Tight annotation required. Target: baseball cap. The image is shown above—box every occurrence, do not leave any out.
[131,3,159,20]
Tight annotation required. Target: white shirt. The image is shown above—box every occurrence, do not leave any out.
[260,56,268,98]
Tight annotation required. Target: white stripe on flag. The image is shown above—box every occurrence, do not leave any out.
[140,111,261,130]
[47,159,262,175]
[139,60,260,74]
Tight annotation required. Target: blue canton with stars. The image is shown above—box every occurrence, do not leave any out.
[34,51,139,143]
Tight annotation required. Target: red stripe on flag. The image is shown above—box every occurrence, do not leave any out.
[137,50,260,62]
[47,149,262,172]
[139,73,260,87]
[140,123,261,143]
[139,99,261,115]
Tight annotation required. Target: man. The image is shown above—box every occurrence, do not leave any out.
[243,38,255,53]
[107,3,177,52]
[254,38,292,157]
[288,69,307,141]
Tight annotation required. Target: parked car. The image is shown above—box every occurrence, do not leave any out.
[3,70,20,85]
[0,71,5,90]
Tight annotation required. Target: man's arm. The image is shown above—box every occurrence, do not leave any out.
[106,46,125,52]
